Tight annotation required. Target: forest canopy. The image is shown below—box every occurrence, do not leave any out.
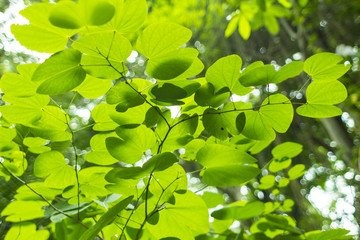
[0,0,359,239]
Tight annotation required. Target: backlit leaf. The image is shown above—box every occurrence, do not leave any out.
[32,49,86,95]
[106,125,156,164]
[136,22,192,58]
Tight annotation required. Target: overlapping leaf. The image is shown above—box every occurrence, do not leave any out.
[32,49,86,95]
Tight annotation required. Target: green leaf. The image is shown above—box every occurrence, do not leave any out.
[84,0,115,26]
[206,55,251,96]
[0,64,39,97]
[225,15,239,38]
[72,31,132,62]
[106,82,145,111]
[238,14,251,40]
[240,65,276,87]
[272,142,303,159]
[296,80,347,118]
[75,75,112,99]
[104,0,147,34]
[288,164,306,180]
[5,222,50,240]
[197,144,257,167]
[242,94,293,140]
[240,61,303,86]
[269,158,292,173]
[296,104,343,118]
[0,95,49,125]
[62,167,111,203]
[271,61,304,84]
[181,139,206,161]
[307,80,348,105]
[79,196,133,240]
[278,178,290,188]
[149,80,200,105]
[202,108,229,140]
[109,102,150,126]
[80,54,127,79]
[32,49,86,95]
[11,3,76,53]
[146,48,198,80]
[23,137,47,147]
[202,165,260,187]
[106,125,156,164]
[212,201,265,220]
[33,151,76,188]
[1,200,45,222]
[194,83,230,107]
[197,144,260,187]
[136,22,192,58]
[258,175,276,190]
[201,192,225,209]
[264,12,279,34]
[106,152,177,181]
[49,1,82,29]
[0,127,16,141]
[146,191,209,239]
[85,132,119,165]
[304,53,351,81]
[305,229,352,240]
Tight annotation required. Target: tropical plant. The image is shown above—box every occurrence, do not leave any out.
[0,0,355,239]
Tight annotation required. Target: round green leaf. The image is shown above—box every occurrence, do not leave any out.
[288,164,306,180]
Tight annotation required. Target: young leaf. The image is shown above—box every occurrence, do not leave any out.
[288,164,306,180]
[272,141,303,159]
[258,175,276,190]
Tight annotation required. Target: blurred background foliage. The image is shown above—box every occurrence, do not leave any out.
[0,0,359,237]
